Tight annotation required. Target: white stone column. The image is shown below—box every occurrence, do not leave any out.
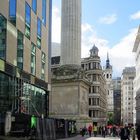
[61,0,81,66]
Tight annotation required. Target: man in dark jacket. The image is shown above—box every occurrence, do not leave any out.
[136,124,140,140]
[120,125,130,140]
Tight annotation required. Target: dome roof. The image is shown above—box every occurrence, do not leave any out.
[90,44,99,52]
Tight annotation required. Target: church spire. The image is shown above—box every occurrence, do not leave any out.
[106,52,110,69]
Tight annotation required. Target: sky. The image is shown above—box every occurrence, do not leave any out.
[51,0,140,77]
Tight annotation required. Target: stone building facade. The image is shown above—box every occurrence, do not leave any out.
[121,67,135,125]
[133,25,140,124]
[81,45,107,126]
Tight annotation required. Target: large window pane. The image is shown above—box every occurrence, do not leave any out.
[31,43,36,75]
[37,18,41,37]
[37,18,41,49]
[0,14,6,60]
[9,0,16,17]
[42,0,46,25]
[41,52,46,80]
[9,0,16,25]
[32,0,37,13]
[17,30,24,69]
[25,2,31,39]
[25,2,31,26]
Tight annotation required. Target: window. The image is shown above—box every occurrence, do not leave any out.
[88,63,91,69]
[32,0,37,13]
[107,74,109,78]
[81,64,84,69]
[42,0,46,25]
[41,52,46,80]
[9,0,16,25]
[37,18,41,37]
[17,30,24,69]
[89,98,91,105]
[93,62,96,69]
[31,43,36,75]
[97,98,99,105]
[89,87,91,93]
[25,2,31,39]
[93,74,96,81]
[89,110,92,117]
[0,14,7,60]
[37,18,41,49]
[93,86,96,93]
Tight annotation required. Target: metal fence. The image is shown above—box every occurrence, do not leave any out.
[0,113,77,140]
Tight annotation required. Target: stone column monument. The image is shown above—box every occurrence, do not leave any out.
[50,0,92,131]
[61,0,81,66]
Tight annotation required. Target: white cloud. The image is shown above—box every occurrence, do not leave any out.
[99,14,117,24]
[52,6,61,43]
[52,6,136,77]
[82,24,137,77]
[82,23,109,58]
[130,11,140,20]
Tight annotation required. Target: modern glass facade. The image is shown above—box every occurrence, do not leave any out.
[0,72,14,113]
[37,18,41,49]
[0,71,47,116]
[42,0,46,26]
[9,0,16,25]
[0,0,51,118]
[0,14,6,60]
[17,30,24,69]
[31,43,36,75]
[32,0,37,14]
[25,2,31,39]
[41,52,46,80]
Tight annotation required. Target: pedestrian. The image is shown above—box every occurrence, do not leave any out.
[131,126,136,140]
[24,124,30,140]
[112,125,116,137]
[88,124,92,137]
[81,126,87,137]
[102,125,106,138]
[93,125,97,137]
[120,125,130,140]
[136,123,140,140]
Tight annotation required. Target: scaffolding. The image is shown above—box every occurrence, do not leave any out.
[11,77,40,117]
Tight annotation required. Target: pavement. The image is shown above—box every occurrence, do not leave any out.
[0,135,121,140]
[58,135,120,140]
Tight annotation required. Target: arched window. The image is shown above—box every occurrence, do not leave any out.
[107,74,109,78]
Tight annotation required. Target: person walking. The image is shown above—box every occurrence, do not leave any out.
[88,124,92,137]
[131,126,136,140]
[81,126,87,137]
[136,124,140,140]
[102,125,106,138]
[120,125,130,140]
[93,125,97,137]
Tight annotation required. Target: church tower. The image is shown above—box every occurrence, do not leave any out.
[103,53,114,116]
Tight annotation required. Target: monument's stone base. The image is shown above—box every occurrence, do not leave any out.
[50,65,92,131]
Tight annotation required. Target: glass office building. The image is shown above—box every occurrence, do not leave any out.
[0,0,52,117]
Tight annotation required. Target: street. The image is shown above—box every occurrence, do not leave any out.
[58,135,120,140]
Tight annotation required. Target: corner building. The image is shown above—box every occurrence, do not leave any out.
[0,0,52,116]
[121,67,135,125]
[81,45,107,126]
[133,25,140,124]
